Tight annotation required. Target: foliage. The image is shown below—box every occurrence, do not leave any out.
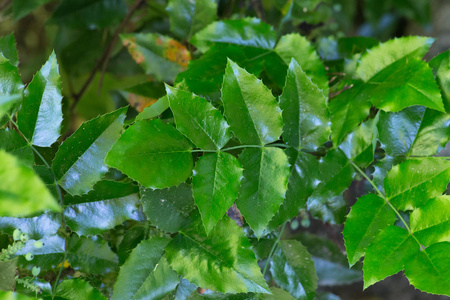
[0,0,449,299]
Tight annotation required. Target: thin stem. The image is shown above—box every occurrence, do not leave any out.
[52,251,68,299]
[350,161,423,248]
[262,222,287,277]
[191,143,290,153]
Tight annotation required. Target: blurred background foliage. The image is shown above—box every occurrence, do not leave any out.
[0,0,448,299]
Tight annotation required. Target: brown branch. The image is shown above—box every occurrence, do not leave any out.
[70,0,146,114]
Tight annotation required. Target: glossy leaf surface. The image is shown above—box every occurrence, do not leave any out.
[135,96,169,121]
[429,50,450,112]
[222,59,282,145]
[280,59,330,149]
[56,279,106,300]
[106,119,193,189]
[167,85,231,150]
[343,194,396,266]
[140,183,195,233]
[384,158,450,210]
[0,150,59,217]
[270,240,318,300]
[17,52,62,147]
[53,107,126,195]
[410,196,450,246]
[165,215,269,293]
[236,147,289,237]
[193,152,242,234]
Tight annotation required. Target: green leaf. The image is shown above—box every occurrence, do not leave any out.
[17,52,62,147]
[410,196,450,246]
[343,194,397,267]
[190,18,276,53]
[263,288,296,300]
[405,242,450,296]
[429,50,450,112]
[0,259,17,291]
[0,129,34,167]
[270,240,318,300]
[167,0,217,40]
[0,150,59,217]
[280,58,330,149]
[329,83,371,146]
[166,85,231,150]
[222,59,283,145]
[165,215,269,293]
[0,94,21,121]
[356,36,434,81]
[339,115,378,167]
[135,96,169,121]
[236,147,289,237]
[378,106,450,157]
[306,149,353,224]
[193,152,243,234]
[384,158,450,210]
[337,37,379,57]
[121,33,190,82]
[275,33,328,95]
[0,34,18,66]
[56,279,107,300]
[64,181,142,236]
[13,0,53,20]
[50,0,128,29]
[53,107,127,195]
[0,55,23,96]
[106,119,193,189]
[67,234,118,275]
[363,226,419,289]
[113,238,179,300]
[269,151,318,229]
[365,58,444,112]
[0,291,36,299]
[140,183,195,233]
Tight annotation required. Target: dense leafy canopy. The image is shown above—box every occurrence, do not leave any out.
[0,1,449,299]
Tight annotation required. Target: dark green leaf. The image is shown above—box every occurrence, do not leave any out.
[410,196,450,246]
[363,226,419,289]
[384,158,450,210]
[106,119,193,189]
[64,181,143,236]
[193,152,242,234]
[53,107,127,195]
[113,238,179,300]
[0,55,23,96]
[141,183,195,233]
[0,94,21,121]
[236,147,289,237]
[343,194,396,266]
[50,0,128,29]
[135,96,169,121]
[191,18,276,53]
[13,0,54,20]
[167,85,231,150]
[222,59,282,145]
[270,240,317,300]
[275,33,328,95]
[0,34,18,66]
[337,37,379,57]
[405,242,450,296]
[0,150,59,217]
[280,58,330,149]
[167,0,217,40]
[56,279,107,300]
[429,50,450,112]
[165,215,269,293]
[17,52,63,147]
[0,129,34,167]
[356,36,434,81]
[0,259,17,291]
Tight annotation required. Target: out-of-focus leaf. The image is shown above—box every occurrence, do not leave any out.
[237,147,289,237]
[64,181,143,236]
[167,0,217,40]
[0,150,59,217]
[106,119,193,189]
[113,238,179,300]
[193,152,242,234]
[165,215,269,293]
[121,33,191,82]
[337,37,379,57]
[0,259,17,291]
[56,279,107,300]
[53,107,127,195]
[222,59,282,145]
[50,0,128,29]
[0,34,18,66]
[0,129,34,167]
[166,85,231,150]
[141,183,196,233]
[270,240,317,300]
[191,18,276,53]
[356,36,434,81]
[429,50,450,112]
[17,52,62,147]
